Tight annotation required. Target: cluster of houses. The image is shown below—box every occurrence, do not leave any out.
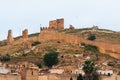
[39,53,119,80]
[0,55,119,80]
[0,61,119,80]
[0,62,39,80]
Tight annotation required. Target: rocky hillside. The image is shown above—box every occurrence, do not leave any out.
[58,28,120,44]
[0,28,120,69]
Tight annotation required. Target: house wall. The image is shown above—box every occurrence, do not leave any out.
[38,74,77,80]
[49,69,64,74]
[0,74,21,80]
[25,69,39,80]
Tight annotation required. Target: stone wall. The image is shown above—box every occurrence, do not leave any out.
[6,29,28,45]
[20,68,39,80]
[25,69,39,80]
[38,74,77,80]
[39,30,120,59]
[6,18,64,44]
[39,30,80,44]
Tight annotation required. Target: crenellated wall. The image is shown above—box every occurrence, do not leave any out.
[39,29,80,44]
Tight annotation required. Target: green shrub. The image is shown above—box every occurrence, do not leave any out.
[43,51,59,68]
[0,54,10,62]
[36,63,42,68]
[22,53,28,57]
[84,45,98,53]
[87,35,96,41]
[77,74,83,80]
[82,59,100,80]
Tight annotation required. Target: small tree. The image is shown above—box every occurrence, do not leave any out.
[83,59,95,75]
[87,35,96,41]
[36,63,42,68]
[43,51,59,68]
[82,59,100,80]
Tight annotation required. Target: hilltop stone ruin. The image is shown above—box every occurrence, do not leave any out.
[7,29,14,44]
[4,18,120,59]
[22,29,28,38]
[69,25,75,29]
[49,18,64,30]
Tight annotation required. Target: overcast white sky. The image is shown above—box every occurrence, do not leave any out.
[0,0,120,40]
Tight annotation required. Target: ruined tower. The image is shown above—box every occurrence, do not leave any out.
[22,29,28,38]
[57,18,64,30]
[49,18,64,30]
[7,29,14,44]
[49,20,57,29]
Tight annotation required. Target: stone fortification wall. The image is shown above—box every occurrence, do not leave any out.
[39,30,120,59]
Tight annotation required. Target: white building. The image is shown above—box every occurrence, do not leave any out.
[98,70,113,76]
[0,67,9,74]
[49,69,64,74]
[72,69,85,75]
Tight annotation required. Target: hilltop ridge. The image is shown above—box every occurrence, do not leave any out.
[0,19,119,65]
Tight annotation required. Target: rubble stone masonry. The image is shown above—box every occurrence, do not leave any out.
[22,29,28,38]
[7,30,14,44]
[49,18,64,30]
